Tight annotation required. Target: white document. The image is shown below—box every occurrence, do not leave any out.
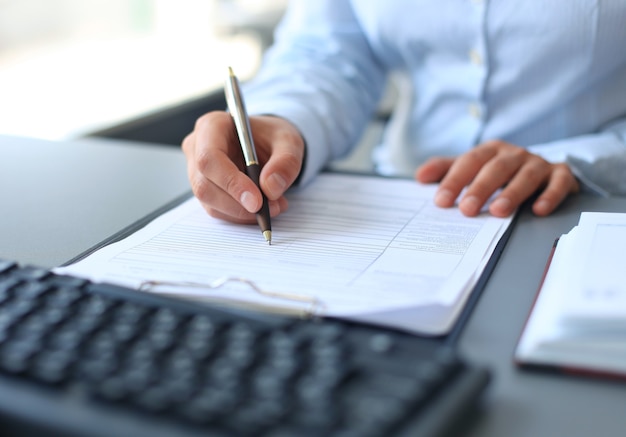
[564,212,626,323]
[515,212,626,376]
[56,173,513,335]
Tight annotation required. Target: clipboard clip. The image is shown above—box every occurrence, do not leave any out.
[138,277,326,319]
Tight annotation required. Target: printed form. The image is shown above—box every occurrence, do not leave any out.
[57,173,513,335]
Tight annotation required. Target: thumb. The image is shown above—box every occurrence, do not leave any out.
[254,117,305,200]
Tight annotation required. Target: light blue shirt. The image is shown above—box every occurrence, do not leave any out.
[244,0,626,195]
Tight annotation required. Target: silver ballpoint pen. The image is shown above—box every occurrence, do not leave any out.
[225,66,272,244]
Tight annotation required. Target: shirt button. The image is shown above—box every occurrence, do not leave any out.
[469,49,483,66]
[469,103,482,119]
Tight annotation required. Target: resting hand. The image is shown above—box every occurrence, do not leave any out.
[182,112,305,223]
[415,140,579,217]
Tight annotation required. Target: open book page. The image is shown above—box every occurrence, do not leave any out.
[563,212,626,324]
[514,229,580,360]
[515,212,626,376]
[56,173,513,335]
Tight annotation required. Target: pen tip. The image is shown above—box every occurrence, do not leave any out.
[228,66,234,77]
[263,230,272,245]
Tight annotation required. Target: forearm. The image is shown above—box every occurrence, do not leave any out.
[243,0,386,185]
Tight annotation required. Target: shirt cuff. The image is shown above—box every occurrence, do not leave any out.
[527,132,626,196]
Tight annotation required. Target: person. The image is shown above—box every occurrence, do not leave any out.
[183,1,626,225]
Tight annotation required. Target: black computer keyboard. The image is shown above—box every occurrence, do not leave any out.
[0,259,489,437]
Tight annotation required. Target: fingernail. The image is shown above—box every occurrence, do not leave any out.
[240,191,257,212]
[435,189,455,206]
[534,199,551,214]
[490,197,512,215]
[460,195,481,215]
[268,200,281,217]
[267,173,287,198]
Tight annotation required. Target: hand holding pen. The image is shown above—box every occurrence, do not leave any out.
[181,68,306,239]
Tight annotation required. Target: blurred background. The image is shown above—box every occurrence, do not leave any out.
[0,0,287,140]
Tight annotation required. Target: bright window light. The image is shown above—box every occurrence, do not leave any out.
[0,0,286,140]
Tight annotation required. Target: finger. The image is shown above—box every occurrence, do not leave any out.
[415,157,455,183]
[251,116,305,200]
[193,112,263,214]
[181,131,195,157]
[487,157,552,217]
[195,180,257,224]
[436,144,500,208]
[184,147,251,224]
[206,201,287,223]
[197,187,288,224]
[532,163,580,216]
[460,143,547,216]
[455,146,537,216]
[189,153,290,223]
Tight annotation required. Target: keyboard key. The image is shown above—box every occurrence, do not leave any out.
[13,265,50,281]
[0,260,17,275]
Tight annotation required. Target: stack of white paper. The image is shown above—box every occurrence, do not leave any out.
[56,173,513,336]
[515,212,626,377]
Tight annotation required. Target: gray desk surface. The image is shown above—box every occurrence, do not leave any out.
[2,134,625,436]
[0,135,191,267]
[462,194,626,437]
